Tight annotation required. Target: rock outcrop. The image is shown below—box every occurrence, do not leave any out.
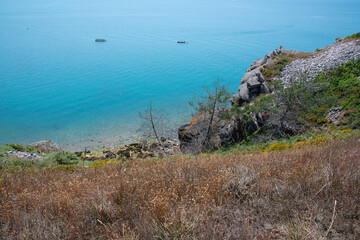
[247,46,287,72]
[277,39,360,84]
[30,140,61,153]
[231,46,287,105]
[81,138,180,161]
[326,107,343,125]
[232,69,269,105]
[178,114,261,154]
[5,151,43,160]
[179,38,360,154]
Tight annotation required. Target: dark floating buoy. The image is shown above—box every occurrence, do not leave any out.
[95,39,106,42]
[177,41,188,44]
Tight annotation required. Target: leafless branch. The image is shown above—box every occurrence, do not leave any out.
[140,101,168,157]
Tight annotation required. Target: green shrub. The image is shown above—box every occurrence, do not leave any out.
[1,144,37,153]
[265,69,272,77]
[344,32,360,39]
[52,151,79,165]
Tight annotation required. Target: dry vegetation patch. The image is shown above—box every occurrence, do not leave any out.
[1,138,360,239]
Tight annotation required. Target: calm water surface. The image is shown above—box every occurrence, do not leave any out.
[1,0,360,150]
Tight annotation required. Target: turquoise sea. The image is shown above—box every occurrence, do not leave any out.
[1,0,360,151]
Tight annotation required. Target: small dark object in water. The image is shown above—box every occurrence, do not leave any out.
[95,39,106,42]
[177,41,188,44]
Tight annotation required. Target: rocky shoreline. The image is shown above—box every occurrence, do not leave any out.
[178,37,360,153]
[78,137,180,161]
[3,138,180,162]
[3,37,360,159]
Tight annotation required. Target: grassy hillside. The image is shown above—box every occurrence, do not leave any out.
[1,133,359,239]
[1,37,359,239]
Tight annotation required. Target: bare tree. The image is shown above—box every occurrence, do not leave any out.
[139,101,168,157]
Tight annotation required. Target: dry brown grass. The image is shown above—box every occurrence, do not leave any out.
[1,137,360,239]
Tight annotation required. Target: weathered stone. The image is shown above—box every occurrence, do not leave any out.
[247,46,287,72]
[238,84,250,102]
[103,150,116,159]
[150,142,160,149]
[241,68,261,84]
[326,107,342,125]
[336,37,344,42]
[81,155,101,161]
[117,149,131,159]
[247,73,264,89]
[74,152,82,157]
[277,40,360,85]
[232,69,268,105]
[249,58,266,71]
[30,140,61,153]
[128,143,142,151]
[178,114,260,154]
[5,151,43,160]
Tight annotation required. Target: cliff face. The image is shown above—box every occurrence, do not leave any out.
[178,38,360,153]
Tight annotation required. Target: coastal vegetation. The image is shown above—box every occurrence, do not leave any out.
[1,133,359,239]
[1,35,360,239]
[344,32,360,39]
[238,57,360,140]
[259,50,322,79]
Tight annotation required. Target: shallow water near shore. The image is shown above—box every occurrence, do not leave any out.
[1,0,360,151]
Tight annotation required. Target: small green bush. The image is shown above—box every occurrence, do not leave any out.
[344,32,360,39]
[1,144,37,153]
[52,151,80,165]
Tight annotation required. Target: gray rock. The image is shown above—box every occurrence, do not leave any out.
[232,69,268,105]
[30,140,61,153]
[5,151,43,160]
[241,68,262,84]
[247,46,287,72]
[247,75,261,89]
[249,58,266,71]
[274,46,286,55]
[265,58,275,65]
[238,84,250,102]
[336,37,344,42]
[236,46,287,105]
[277,40,360,85]
[326,107,342,125]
